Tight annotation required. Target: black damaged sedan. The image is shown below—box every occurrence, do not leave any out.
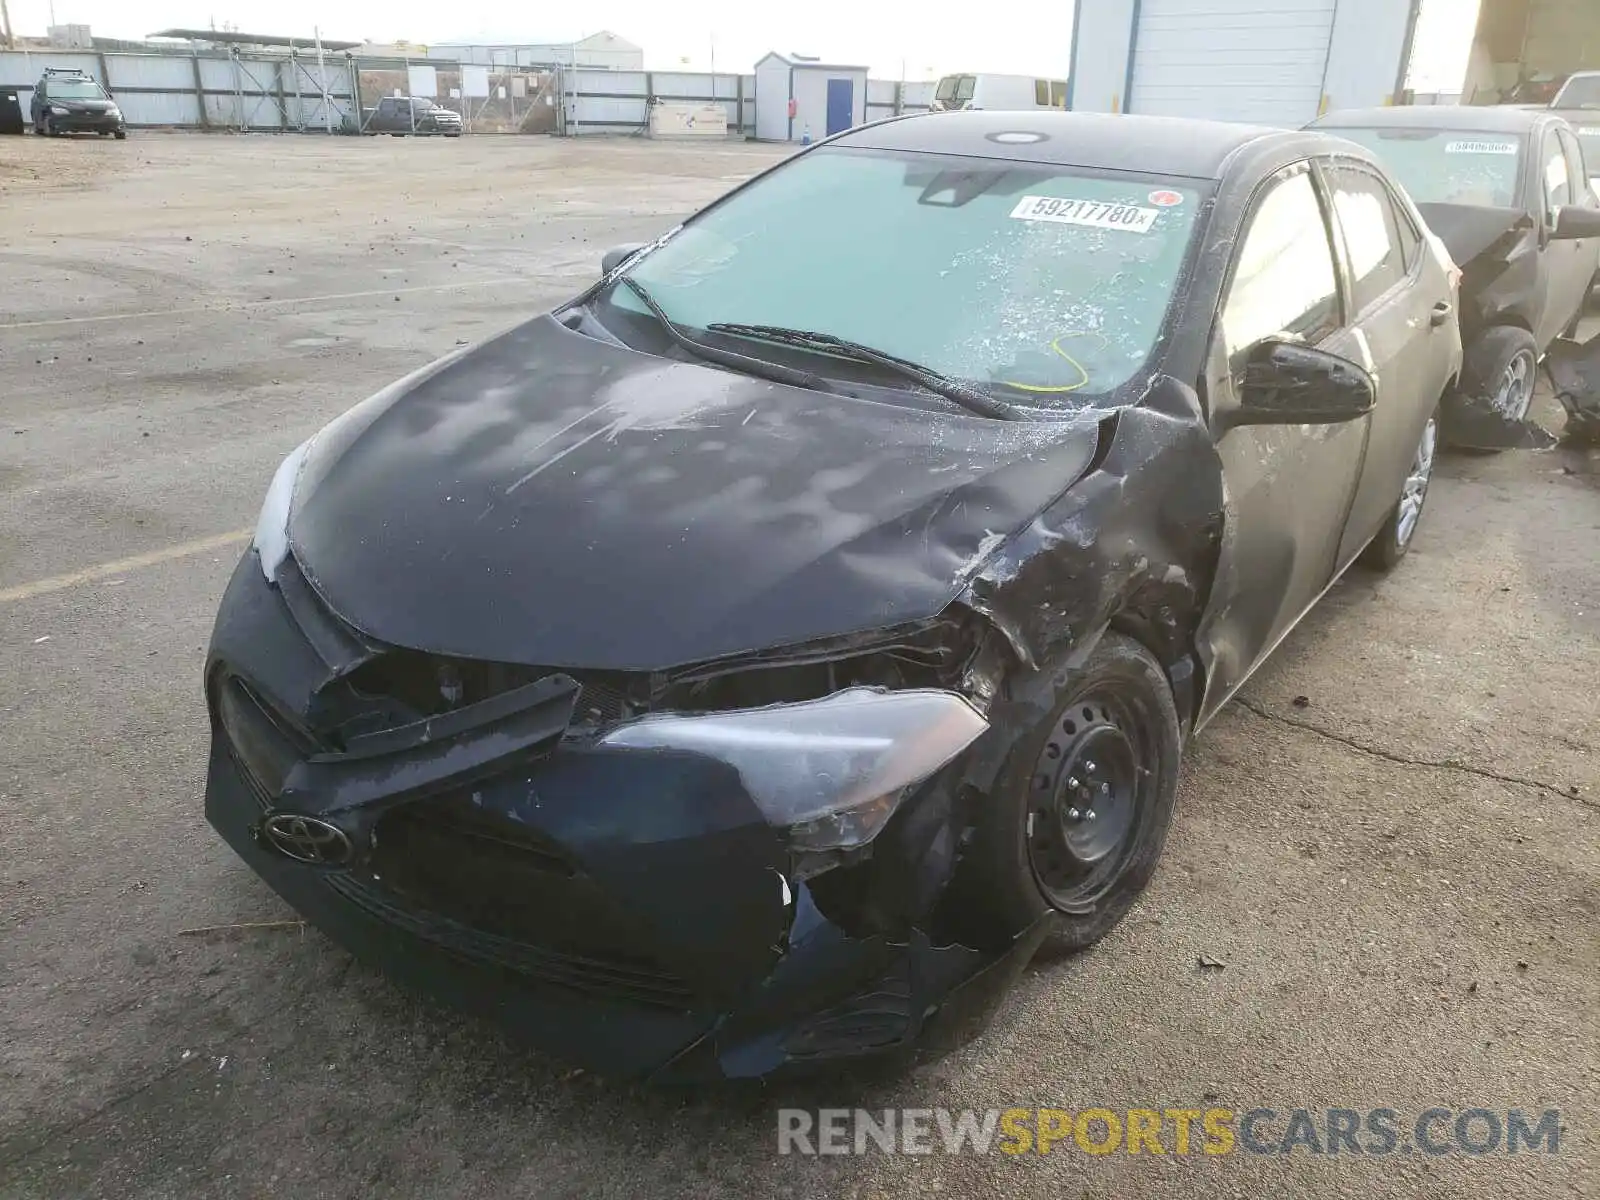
[206,112,1461,1081]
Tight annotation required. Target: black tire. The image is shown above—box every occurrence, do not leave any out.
[113,129,127,140]
[1452,325,1539,453]
[954,632,1182,958]
[1362,406,1439,571]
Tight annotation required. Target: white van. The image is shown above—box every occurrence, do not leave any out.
[929,73,1068,112]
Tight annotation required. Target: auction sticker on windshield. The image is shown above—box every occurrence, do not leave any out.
[1444,140,1518,155]
[1010,196,1159,233]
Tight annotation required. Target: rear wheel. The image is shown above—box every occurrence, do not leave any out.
[954,633,1182,957]
[1362,408,1438,571]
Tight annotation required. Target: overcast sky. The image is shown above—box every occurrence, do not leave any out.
[10,0,1478,85]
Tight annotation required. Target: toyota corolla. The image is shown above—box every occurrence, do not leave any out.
[205,112,1461,1081]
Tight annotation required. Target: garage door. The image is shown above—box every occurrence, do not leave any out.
[1128,0,1338,126]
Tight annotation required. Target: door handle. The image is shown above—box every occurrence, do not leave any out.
[1429,301,1453,327]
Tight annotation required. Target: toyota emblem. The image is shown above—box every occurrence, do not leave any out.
[259,813,353,866]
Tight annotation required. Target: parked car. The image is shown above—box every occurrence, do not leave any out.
[206,111,1460,1082]
[30,67,125,138]
[929,72,1069,112]
[1311,105,1600,444]
[1549,71,1600,200]
[364,95,462,136]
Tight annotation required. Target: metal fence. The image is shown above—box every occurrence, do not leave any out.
[1,45,937,137]
[1,47,359,131]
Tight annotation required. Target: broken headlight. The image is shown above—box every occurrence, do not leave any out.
[599,688,987,853]
[252,437,313,583]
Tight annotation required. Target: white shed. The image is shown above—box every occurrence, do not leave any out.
[753,53,869,143]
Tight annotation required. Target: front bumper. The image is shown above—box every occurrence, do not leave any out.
[42,110,123,132]
[204,552,1036,1081]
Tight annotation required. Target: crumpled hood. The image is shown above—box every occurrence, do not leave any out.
[288,316,1102,671]
[1416,202,1531,269]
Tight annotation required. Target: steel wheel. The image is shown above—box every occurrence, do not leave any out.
[1492,349,1536,420]
[1396,415,1437,548]
[1026,687,1160,915]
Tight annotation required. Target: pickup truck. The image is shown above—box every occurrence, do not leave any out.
[364,96,462,136]
[1549,72,1600,200]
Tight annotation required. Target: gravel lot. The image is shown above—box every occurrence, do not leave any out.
[1,131,1597,1200]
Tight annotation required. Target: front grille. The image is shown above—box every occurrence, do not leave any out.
[361,794,696,1009]
[215,675,319,802]
[375,792,573,878]
[327,874,696,1009]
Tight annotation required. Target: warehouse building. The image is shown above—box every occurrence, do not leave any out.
[1066,0,1600,125]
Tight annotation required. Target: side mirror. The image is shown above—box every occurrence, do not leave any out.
[1551,205,1600,240]
[1223,341,1376,429]
[601,243,647,275]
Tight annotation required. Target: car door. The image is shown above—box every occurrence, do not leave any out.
[1558,126,1600,289]
[1535,126,1591,345]
[1196,161,1372,718]
[1320,160,1450,566]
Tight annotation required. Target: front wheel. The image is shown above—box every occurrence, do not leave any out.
[953,633,1182,957]
[113,129,127,140]
[1467,325,1538,419]
[1362,408,1438,571]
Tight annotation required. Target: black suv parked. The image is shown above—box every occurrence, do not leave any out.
[363,96,463,136]
[31,67,126,138]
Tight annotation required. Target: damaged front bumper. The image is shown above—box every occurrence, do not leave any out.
[204,552,1039,1082]
[1548,331,1600,443]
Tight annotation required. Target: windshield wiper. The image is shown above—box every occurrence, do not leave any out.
[706,322,1019,420]
[615,277,831,392]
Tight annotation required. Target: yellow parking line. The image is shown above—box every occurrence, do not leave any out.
[0,529,251,604]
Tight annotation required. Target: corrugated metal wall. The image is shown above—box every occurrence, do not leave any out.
[1,45,931,138]
[561,70,757,135]
[0,47,358,131]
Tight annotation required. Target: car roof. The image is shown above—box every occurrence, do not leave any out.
[1312,105,1545,135]
[831,111,1341,181]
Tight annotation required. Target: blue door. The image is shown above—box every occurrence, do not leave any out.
[825,78,854,135]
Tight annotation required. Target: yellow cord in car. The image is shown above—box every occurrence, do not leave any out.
[998,331,1108,394]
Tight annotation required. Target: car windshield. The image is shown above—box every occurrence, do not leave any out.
[1327,127,1524,207]
[45,79,105,100]
[602,146,1206,408]
[1554,75,1600,109]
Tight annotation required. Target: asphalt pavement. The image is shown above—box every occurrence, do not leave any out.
[1,132,1596,1199]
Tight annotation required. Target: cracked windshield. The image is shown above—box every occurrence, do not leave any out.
[609,147,1202,406]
